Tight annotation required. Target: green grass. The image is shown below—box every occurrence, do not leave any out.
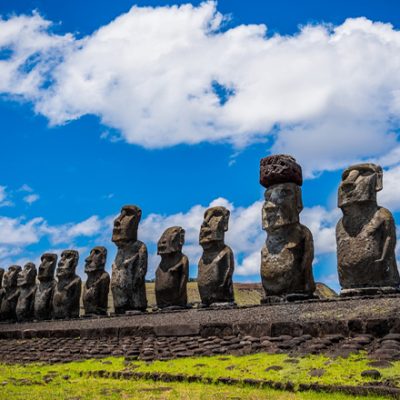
[131,352,400,387]
[1,353,399,399]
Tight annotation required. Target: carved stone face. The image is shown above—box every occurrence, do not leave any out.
[38,253,57,281]
[338,163,382,208]
[85,246,107,273]
[57,250,79,279]
[3,265,22,289]
[262,183,302,231]
[199,206,230,245]
[112,205,142,244]
[158,226,185,255]
[17,262,37,287]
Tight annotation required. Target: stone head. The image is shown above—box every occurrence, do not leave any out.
[338,163,383,209]
[0,268,4,288]
[199,206,230,246]
[3,265,22,289]
[38,253,57,281]
[158,226,185,255]
[112,205,142,245]
[57,250,79,279]
[262,182,303,231]
[85,246,107,273]
[17,262,37,287]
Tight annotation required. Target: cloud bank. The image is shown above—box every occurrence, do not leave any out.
[1,2,400,175]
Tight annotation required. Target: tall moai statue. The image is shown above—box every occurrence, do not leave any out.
[52,250,82,319]
[16,262,37,322]
[0,265,22,321]
[259,154,315,303]
[34,253,57,320]
[111,205,148,314]
[0,268,4,310]
[197,206,235,307]
[83,246,110,316]
[155,226,188,309]
[337,163,400,296]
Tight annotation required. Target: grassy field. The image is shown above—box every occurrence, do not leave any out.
[0,352,398,399]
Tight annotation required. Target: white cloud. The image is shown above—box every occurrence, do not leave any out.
[0,4,400,175]
[379,164,400,212]
[0,216,44,245]
[23,193,40,204]
[19,184,33,192]
[0,186,13,207]
[44,215,104,244]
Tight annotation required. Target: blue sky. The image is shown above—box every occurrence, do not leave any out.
[0,0,399,291]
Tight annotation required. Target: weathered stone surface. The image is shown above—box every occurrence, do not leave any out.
[337,163,400,295]
[260,154,303,188]
[260,156,315,302]
[83,246,110,316]
[52,250,81,319]
[16,262,37,322]
[155,226,188,309]
[34,253,57,321]
[0,265,21,321]
[0,268,4,310]
[111,205,147,314]
[197,206,235,306]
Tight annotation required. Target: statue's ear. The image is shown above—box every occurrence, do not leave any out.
[222,209,230,232]
[296,186,303,213]
[179,228,185,246]
[375,167,383,192]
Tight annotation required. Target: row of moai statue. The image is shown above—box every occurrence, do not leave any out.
[0,154,398,322]
[0,205,234,322]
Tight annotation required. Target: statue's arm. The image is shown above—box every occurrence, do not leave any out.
[137,244,148,284]
[221,247,234,288]
[375,209,396,263]
[180,255,189,294]
[302,226,316,293]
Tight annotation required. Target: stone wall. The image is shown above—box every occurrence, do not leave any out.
[1,296,400,364]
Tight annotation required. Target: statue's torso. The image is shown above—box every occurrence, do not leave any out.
[198,245,234,304]
[111,241,147,311]
[261,224,312,295]
[337,207,399,288]
[34,281,55,319]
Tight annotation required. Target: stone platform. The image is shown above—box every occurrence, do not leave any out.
[1,295,400,363]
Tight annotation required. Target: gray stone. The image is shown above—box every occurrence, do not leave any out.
[34,253,57,321]
[111,205,148,314]
[0,268,4,312]
[16,262,37,322]
[197,206,235,306]
[83,246,110,316]
[52,250,81,319]
[260,155,315,302]
[337,163,400,294]
[361,369,381,379]
[0,265,21,321]
[155,227,188,309]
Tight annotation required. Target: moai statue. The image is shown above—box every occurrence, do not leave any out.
[260,154,315,303]
[52,250,81,319]
[197,206,235,307]
[34,253,57,320]
[111,205,148,314]
[0,268,4,309]
[83,246,110,316]
[155,227,189,309]
[16,262,37,322]
[337,163,400,296]
[0,265,22,321]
